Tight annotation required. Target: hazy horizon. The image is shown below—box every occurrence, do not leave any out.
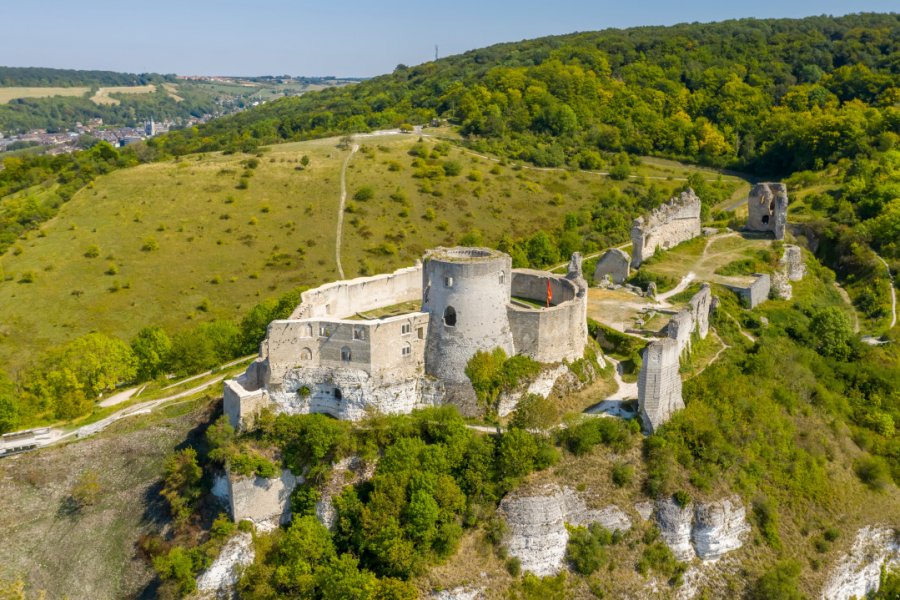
[0,2,894,78]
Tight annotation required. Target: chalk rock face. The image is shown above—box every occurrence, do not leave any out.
[771,272,793,300]
[821,525,899,600]
[430,587,483,600]
[655,499,696,561]
[593,248,631,284]
[499,484,631,576]
[634,501,655,521]
[196,533,255,599]
[497,364,569,417]
[229,469,298,530]
[315,456,376,529]
[781,245,805,281]
[691,497,750,561]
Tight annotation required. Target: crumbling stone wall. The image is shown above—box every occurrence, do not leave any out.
[593,248,630,284]
[781,244,805,281]
[630,189,702,268]
[743,274,771,308]
[666,310,694,354]
[746,182,788,240]
[291,264,423,319]
[638,338,684,433]
[689,284,712,339]
[507,270,587,364]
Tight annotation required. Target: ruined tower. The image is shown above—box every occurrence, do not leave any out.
[638,338,684,433]
[746,183,788,240]
[422,247,515,398]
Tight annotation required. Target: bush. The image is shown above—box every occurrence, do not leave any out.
[611,462,634,487]
[566,524,613,575]
[506,556,522,577]
[141,237,159,252]
[353,186,374,201]
[854,455,891,491]
[749,561,804,600]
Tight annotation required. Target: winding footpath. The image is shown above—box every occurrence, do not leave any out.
[335,142,360,279]
[875,254,897,329]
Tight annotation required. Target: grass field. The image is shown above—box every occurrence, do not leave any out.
[0,133,736,374]
[0,86,90,103]
[89,84,158,105]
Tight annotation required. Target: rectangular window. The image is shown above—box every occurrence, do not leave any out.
[401,345,411,356]
[444,276,453,288]
[353,327,365,340]
[417,327,424,340]
[401,323,411,335]
[319,326,329,337]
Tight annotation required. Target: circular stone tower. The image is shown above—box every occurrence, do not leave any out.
[422,247,515,393]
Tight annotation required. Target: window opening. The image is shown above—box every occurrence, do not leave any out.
[341,346,351,362]
[443,306,457,327]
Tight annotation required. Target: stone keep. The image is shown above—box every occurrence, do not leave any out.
[747,182,788,240]
[593,248,630,284]
[422,247,515,395]
[638,338,684,433]
[630,188,702,268]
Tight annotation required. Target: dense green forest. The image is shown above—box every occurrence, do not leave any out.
[0,66,172,87]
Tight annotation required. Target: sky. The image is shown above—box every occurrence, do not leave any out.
[0,1,893,78]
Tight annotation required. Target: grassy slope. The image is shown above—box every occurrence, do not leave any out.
[0,396,217,600]
[0,133,736,373]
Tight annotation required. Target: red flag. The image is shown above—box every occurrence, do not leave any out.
[546,279,553,307]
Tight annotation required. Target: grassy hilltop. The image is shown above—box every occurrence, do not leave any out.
[0,132,737,373]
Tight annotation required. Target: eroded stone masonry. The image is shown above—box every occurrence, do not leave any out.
[746,182,788,240]
[630,188,702,268]
[224,247,588,428]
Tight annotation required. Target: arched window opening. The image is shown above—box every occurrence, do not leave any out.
[301,347,312,360]
[334,388,342,400]
[402,342,412,357]
[305,323,313,337]
[443,306,457,327]
[341,346,351,362]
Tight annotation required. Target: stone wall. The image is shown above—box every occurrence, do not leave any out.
[689,284,712,339]
[630,189,702,268]
[666,310,694,354]
[742,274,771,308]
[290,264,423,319]
[638,338,684,433]
[593,248,630,284]
[746,182,788,240]
[507,270,587,364]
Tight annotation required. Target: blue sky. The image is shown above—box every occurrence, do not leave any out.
[0,1,893,77]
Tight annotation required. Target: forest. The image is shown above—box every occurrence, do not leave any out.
[0,66,173,87]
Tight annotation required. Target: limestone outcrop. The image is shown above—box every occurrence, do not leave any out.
[821,525,899,600]
[638,339,684,433]
[655,499,696,561]
[315,456,376,529]
[196,533,255,599]
[593,248,631,284]
[653,497,750,563]
[746,182,788,240]
[631,189,702,268]
[499,484,631,576]
[691,497,750,560]
[228,468,298,530]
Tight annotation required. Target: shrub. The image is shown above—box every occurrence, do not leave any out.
[749,561,804,600]
[161,448,202,524]
[611,462,634,487]
[506,556,522,577]
[353,186,374,201]
[141,237,159,252]
[854,455,891,491]
[566,524,613,575]
[70,470,102,508]
[83,245,100,258]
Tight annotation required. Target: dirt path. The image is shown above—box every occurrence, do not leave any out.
[656,271,696,302]
[832,283,861,334]
[335,142,360,279]
[875,254,897,329]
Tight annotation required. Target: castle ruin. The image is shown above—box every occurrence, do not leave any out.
[224,247,589,428]
[746,182,788,240]
[630,189,702,268]
[593,248,630,284]
[638,338,684,433]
